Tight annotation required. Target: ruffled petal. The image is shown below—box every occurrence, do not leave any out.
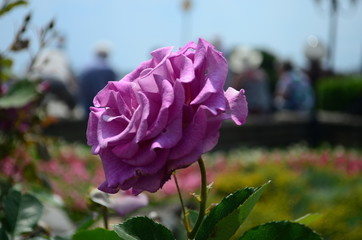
[202,117,223,153]
[135,92,150,142]
[97,104,141,147]
[191,45,228,106]
[145,79,175,139]
[151,116,182,149]
[169,54,195,83]
[98,149,135,194]
[87,107,105,154]
[111,141,139,159]
[125,143,156,167]
[224,87,248,125]
[169,107,207,159]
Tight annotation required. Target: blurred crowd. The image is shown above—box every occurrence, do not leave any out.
[28,37,319,120]
[226,45,315,114]
[29,39,118,119]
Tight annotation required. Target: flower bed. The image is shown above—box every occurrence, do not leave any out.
[1,142,361,240]
[206,145,362,240]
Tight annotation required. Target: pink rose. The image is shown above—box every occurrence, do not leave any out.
[87,38,247,194]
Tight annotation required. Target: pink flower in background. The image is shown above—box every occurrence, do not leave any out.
[0,157,22,181]
[161,165,209,196]
[87,38,248,195]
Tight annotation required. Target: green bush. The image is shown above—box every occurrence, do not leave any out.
[317,75,362,113]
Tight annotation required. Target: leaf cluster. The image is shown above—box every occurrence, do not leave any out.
[0,186,44,240]
[71,182,322,240]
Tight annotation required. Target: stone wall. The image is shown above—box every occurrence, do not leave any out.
[43,111,362,149]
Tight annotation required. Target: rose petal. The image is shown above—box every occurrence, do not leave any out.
[122,59,153,83]
[151,116,182,149]
[168,144,203,171]
[177,40,197,54]
[125,143,156,167]
[112,141,139,159]
[135,92,150,142]
[144,78,174,139]
[98,149,135,194]
[224,87,248,125]
[168,80,185,122]
[202,117,223,153]
[131,168,167,194]
[169,54,195,83]
[87,107,105,154]
[97,108,137,148]
[191,46,228,106]
[169,107,207,159]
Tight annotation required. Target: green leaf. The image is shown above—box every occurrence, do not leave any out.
[0,228,9,240]
[238,221,323,240]
[0,80,38,108]
[195,181,270,240]
[3,189,43,237]
[0,1,28,16]
[72,228,120,240]
[295,213,322,226]
[0,58,13,68]
[0,179,11,201]
[188,210,199,228]
[76,213,102,231]
[53,237,71,240]
[114,216,175,240]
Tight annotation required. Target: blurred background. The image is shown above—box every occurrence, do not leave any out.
[1,0,362,75]
[2,0,360,147]
[1,1,362,240]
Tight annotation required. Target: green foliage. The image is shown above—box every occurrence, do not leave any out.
[114,216,175,240]
[0,228,9,240]
[239,221,322,240]
[76,213,102,232]
[0,80,38,108]
[258,49,278,91]
[1,189,43,239]
[196,182,269,240]
[0,0,28,17]
[72,228,120,240]
[0,57,13,81]
[209,146,362,240]
[135,180,318,240]
[317,75,362,113]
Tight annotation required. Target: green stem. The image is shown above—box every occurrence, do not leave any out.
[102,206,109,229]
[189,158,207,239]
[174,172,192,233]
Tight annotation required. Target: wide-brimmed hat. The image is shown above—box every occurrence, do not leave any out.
[94,40,112,55]
[229,46,262,74]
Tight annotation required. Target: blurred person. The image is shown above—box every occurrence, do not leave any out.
[30,36,77,118]
[274,61,314,111]
[79,41,116,118]
[229,46,272,114]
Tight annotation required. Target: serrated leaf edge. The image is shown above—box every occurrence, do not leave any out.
[196,181,270,240]
[239,221,323,240]
[113,216,175,240]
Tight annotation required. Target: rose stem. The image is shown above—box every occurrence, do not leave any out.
[102,206,109,229]
[174,172,192,233]
[189,157,207,239]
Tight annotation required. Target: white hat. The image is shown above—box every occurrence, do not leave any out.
[94,40,112,55]
[229,46,262,74]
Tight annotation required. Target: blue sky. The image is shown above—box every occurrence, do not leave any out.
[1,0,362,76]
